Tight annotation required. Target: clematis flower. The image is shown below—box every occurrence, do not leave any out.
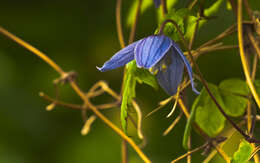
[97,35,199,95]
[153,0,161,8]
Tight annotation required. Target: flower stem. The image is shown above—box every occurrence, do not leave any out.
[161,0,168,16]
[128,0,142,44]
[116,0,125,48]
[0,27,64,75]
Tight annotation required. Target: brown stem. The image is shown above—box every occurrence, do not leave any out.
[128,0,142,44]
[39,92,83,110]
[189,18,200,50]
[116,0,125,48]
[243,0,253,20]
[228,0,238,17]
[161,0,168,16]
[171,143,208,163]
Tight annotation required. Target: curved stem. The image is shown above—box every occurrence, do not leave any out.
[237,0,260,111]
[128,0,142,44]
[161,0,168,16]
[0,26,151,163]
[0,27,64,75]
[116,0,125,48]
[247,28,260,59]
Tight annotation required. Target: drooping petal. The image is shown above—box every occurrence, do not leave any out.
[172,41,200,94]
[135,35,172,69]
[156,48,184,95]
[97,41,139,72]
[153,0,161,8]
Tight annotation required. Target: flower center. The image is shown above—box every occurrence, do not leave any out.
[149,52,172,75]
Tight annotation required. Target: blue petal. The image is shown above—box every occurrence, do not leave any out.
[153,0,161,8]
[97,41,139,72]
[172,41,200,94]
[156,48,184,95]
[134,35,172,69]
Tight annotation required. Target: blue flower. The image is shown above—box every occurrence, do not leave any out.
[153,0,161,8]
[97,35,199,95]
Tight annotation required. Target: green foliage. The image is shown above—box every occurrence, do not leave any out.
[203,0,224,17]
[231,140,253,163]
[186,0,224,38]
[134,67,159,90]
[121,61,137,132]
[194,83,226,137]
[121,61,158,132]
[219,78,250,95]
[219,79,249,117]
[161,8,193,41]
[191,79,249,136]
[182,97,199,149]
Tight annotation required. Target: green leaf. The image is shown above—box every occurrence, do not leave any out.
[226,1,232,10]
[134,68,159,90]
[186,0,224,38]
[126,0,153,27]
[219,78,249,96]
[185,16,198,39]
[231,140,253,163]
[183,97,199,149]
[204,0,224,17]
[194,83,226,137]
[158,8,193,41]
[220,92,248,117]
[121,61,137,132]
[120,61,158,132]
[219,79,249,117]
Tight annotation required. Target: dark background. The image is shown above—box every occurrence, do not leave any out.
[0,0,259,162]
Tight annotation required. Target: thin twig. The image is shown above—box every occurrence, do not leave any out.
[247,28,260,59]
[189,18,200,50]
[132,100,144,139]
[187,136,191,163]
[128,0,142,44]
[197,24,237,50]
[243,0,253,20]
[228,0,237,17]
[193,45,238,58]
[163,111,183,136]
[81,115,96,135]
[187,0,198,10]
[161,0,168,16]
[171,143,208,163]
[116,0,125,48]
[39,92,83,110]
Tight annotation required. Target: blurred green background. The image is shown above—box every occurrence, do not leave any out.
[0,0,259,163]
